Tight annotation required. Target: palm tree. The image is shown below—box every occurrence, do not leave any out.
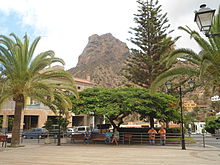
[151,7,220,92]
[0,33,78,147]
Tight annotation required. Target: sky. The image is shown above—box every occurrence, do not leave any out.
[0,0,219,70]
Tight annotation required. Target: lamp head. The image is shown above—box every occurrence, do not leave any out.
[194,4,215,34]
[188,79,195,89]
[165,81,172,90]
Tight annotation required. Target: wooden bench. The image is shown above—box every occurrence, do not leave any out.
[0,135,7,147]
[71,134,84,143]
[91,134,106,143]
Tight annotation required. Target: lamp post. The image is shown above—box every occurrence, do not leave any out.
[194,4,220,37]
[90,112,95,129]
[165,79,195,150]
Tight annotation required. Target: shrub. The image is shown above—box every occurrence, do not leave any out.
[205,116,220,134]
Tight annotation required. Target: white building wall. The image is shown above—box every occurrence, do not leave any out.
[194,122,205,134]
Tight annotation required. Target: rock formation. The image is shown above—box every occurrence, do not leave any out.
[68,33,130,88]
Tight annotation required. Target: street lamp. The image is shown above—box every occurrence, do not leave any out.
[194,4,220,37]
[90,112,95,129]
[165,79,195,150]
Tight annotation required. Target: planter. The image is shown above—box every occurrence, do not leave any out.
[44,138,52,144]
[61,138,67,144]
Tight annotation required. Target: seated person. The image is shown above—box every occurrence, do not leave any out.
[84,130,91,144]
[148,128,157,145]
[111,128,119,145]
[158,127,166,146]
[105,130,113,144]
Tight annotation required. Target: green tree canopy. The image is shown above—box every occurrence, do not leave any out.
[70,87,178,129]
[205,116,220,134]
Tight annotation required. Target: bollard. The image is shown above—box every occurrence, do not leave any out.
[202,133,205,148]
[38,135,41,144]
[21,135,23,144]
[141,133,143,144]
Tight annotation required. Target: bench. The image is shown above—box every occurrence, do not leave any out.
[0,135,7,147]
[71,134,84,143]
[91,134,106,143]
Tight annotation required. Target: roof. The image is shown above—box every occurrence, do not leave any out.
[74,77,94,85]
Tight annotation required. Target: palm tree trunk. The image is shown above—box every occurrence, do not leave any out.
[11,96,24,147]
[57,112,61,146]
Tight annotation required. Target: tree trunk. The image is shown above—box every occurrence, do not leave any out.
[108,117,118,131]
[150,116,154,128]
[11,95,24,147]
[166,120,169,128]
[57,113,61,146]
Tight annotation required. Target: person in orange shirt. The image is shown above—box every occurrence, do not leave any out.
[147,128,157,145]
[158,127,166,145]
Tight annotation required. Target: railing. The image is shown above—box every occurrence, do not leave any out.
[192,133,220,148]
[4,131,219,148]
[20,132,70,144]
[119,132,182,145]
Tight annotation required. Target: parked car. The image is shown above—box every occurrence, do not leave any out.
[91,129,100,134]
[215,129,220,139]
[49,125,66,137]
[66,127,75,137]
[73,126,91,134]
[22,128,49,139]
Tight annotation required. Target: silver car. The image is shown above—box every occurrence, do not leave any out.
[66,128,75,137]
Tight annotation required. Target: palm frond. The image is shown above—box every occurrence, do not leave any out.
[151,66,199,91]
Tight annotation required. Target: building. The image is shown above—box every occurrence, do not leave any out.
[0,77,95,132]
[193,122,205,134]
[183,100,197,112]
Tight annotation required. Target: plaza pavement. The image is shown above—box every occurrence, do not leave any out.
[0,144,220,165]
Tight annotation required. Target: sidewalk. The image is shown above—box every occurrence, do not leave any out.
[0,144,219,165]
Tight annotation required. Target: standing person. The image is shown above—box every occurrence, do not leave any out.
[188,128,191,137]
[84,130,91,144]
[111,128,119,145]
[148,128,157,145]
[158,127,166,145]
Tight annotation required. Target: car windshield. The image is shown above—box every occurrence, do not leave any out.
[28,129,36,132]
[78,128,85,131]
[27,128,47,132]
[34,129,42,132]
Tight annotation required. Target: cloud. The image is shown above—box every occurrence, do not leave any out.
[160,0,220,52]
[0,0,137,69]
[0,0,219,69]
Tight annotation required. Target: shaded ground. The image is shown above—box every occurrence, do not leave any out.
[0,144,220,165]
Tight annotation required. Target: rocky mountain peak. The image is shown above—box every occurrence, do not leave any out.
[68,33,130,88]
[77,33,128,66]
